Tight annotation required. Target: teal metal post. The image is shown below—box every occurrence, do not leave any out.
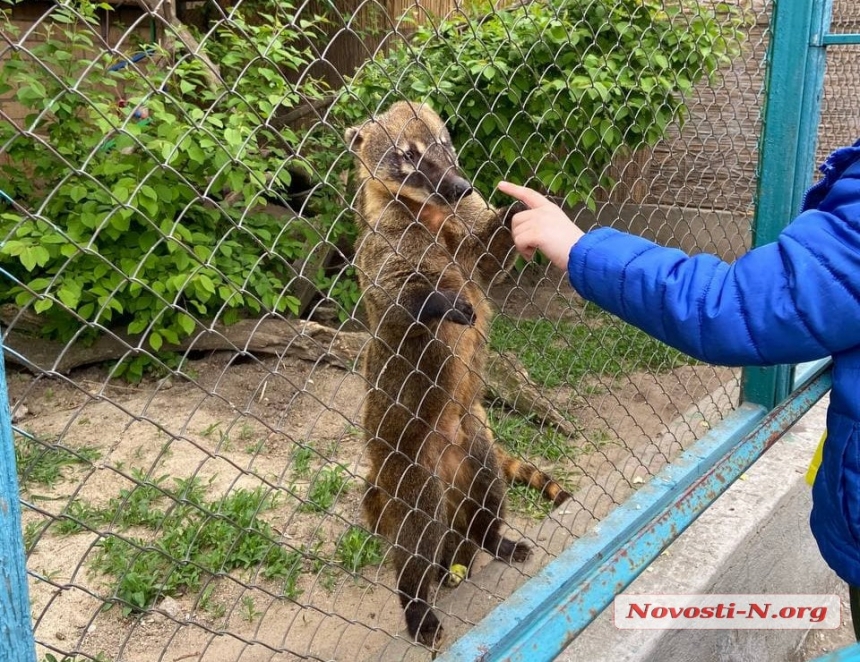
[0,334,37,662]
[742,0,833,407]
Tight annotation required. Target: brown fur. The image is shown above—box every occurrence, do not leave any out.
[348,101,569,646]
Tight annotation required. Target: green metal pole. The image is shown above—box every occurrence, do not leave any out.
[743,0,833,408]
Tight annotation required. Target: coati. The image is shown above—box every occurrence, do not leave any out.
[348,101,570,646]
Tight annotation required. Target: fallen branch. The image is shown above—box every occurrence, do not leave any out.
[1,312,576,437]
[2,318,366,375]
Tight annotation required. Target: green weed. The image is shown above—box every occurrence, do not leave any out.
[291,446,315,478]
[23,518,49,552]
[200,422,221,438]
[240,595,262,622]
[14,433,101,488]
[488,410,575,463]
[335,526,384,573]
[490,310,697,389]
[55,499,105,534]
[266,548,304,600]
[89,483,296,615]
[301,465,350,513]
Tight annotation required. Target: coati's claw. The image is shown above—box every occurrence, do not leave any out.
[445,299,476,326]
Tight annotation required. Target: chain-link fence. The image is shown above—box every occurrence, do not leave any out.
[0,0,856,660]
[819,1,860,160]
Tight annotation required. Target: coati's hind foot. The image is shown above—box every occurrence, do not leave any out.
[405,602,443,647]
[496,537,532,563]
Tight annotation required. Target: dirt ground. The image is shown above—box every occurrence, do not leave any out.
[6,280,739,662]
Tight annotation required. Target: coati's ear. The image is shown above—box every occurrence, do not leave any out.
[344,126,363,150]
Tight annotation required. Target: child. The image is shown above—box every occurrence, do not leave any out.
[498,139,860,610]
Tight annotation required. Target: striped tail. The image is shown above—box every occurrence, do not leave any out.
[494,447,571,506]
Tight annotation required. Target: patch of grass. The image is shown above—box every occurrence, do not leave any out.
[335,526,384,573]
[198,583,226,619]
[291,446,315,478]
[89,483,296,615]
[505,484,556,520]
[200,422,221,438]
[490,307,697,389]
[23,518,49,552]
[55,499,105,535]
[14,433,101,488]
[172,475,210,506]
[240,595,262,622]
[109,470,170,528]
[301,465,350,513]
[269,549,304,599]
[488,410,574,463]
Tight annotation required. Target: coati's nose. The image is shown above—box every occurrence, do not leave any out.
[450,176,473,200]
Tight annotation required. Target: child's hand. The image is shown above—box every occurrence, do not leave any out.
[497,181,584,271]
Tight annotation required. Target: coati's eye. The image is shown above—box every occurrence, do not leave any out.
[404,149,418,164]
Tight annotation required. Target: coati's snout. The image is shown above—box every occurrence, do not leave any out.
[345,101,474,206]
[443,174,474,201]
[409,142,473,204]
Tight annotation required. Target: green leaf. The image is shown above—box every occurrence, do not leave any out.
[57,284,82,309]
[128,319,148,335]
[33,298,53,314]
[20,245,51,271]
[197,274,216,295]
[177,313,196,336]
[149,331,163,351]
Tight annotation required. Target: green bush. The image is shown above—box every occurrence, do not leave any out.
[0,0,747,380]
[0,0,331,379]
[327,0,747,208]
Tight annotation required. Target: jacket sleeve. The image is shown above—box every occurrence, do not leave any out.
[567,159,860,367]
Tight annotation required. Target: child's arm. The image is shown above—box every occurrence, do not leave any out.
[499,166,860,367]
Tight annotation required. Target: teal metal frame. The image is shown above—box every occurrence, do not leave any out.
[813,642,860,661]
[742,0,833,408]
[0,333,37,662]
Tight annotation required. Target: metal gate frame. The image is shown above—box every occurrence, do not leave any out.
[0,1,858,661]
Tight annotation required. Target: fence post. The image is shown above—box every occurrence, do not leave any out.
[0,335,37,662]
[742,0,833,408]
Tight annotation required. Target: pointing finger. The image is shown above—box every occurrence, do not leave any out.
[497,181,551,210]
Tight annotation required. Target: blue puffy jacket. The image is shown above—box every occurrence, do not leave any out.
[567,140,860,586]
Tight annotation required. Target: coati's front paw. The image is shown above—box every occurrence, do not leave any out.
[499,201,529,227]
[443,297,476,326]
[417,290,475,326]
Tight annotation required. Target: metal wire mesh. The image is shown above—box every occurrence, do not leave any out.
[818,1,860,161]
[0,0,842,659]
